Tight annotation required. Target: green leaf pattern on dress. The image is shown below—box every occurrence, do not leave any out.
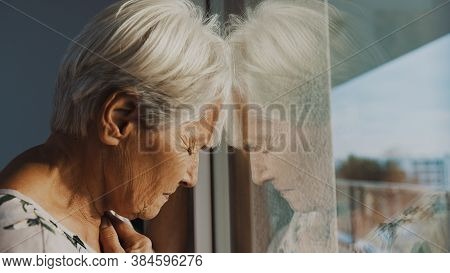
[367,194,448,253]
[1,194,86,250]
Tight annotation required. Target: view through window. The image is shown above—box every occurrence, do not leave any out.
[332,34,450,252]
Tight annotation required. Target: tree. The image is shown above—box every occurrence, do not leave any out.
[336,155,406,182]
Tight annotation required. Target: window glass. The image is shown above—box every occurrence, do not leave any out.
[226,0,338,252]
[332,34,450,253]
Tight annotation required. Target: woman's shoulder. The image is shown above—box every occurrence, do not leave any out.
[0,189,89,253]
[0,190,46,252]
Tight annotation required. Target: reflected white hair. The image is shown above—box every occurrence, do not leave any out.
[227,0,340,104]
[226,0,344,147]
[51,0,231,139]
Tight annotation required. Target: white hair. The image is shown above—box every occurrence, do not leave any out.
[225,0,344,147]
[51,0,231,138]
[227,0,338,105]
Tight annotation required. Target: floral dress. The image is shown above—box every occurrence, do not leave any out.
[354,193,449,253]
[0,189,94,253]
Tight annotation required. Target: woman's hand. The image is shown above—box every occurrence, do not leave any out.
[99,212,154,253]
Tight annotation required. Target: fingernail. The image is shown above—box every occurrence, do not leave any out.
[106,210,117,219]
[107,210,126,223]
[105,210,118,223]
[100,215,111,229]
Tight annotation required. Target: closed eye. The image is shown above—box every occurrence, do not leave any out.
[201,145,210,151]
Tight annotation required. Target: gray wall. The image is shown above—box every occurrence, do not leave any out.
[0,0,117,168]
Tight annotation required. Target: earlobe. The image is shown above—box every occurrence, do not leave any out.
[98,91,138,146]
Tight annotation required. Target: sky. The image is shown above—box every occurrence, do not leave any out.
[331,34,450,160]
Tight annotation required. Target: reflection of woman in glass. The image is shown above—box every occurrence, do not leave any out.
[0,0,230,253]
[228,0,339,252]
[229,0,448,253]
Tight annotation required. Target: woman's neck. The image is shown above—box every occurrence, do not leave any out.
[0,132,107,252]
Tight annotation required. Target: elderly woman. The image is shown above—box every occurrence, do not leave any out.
[0,0,230,253]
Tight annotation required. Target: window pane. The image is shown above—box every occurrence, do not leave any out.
[225,0,338,252]
[332,33,450,253]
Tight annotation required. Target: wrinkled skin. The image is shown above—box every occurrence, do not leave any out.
[0,92,220,252]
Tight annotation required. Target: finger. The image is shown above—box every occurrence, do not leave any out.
[106,211,139,240]
[109,210,133,227]
[99,215,125,253]
[106,212,153,253]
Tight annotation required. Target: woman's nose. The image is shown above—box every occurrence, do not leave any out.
[250,153,273,185]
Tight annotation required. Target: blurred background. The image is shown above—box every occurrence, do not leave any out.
[328,0,450,252]
[0,0,449,252]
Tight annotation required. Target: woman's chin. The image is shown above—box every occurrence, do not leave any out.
[134,196,168,220]
[141,209,160,220]
[138,205,162,220]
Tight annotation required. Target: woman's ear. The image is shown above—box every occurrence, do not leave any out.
[99,91,138,146]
